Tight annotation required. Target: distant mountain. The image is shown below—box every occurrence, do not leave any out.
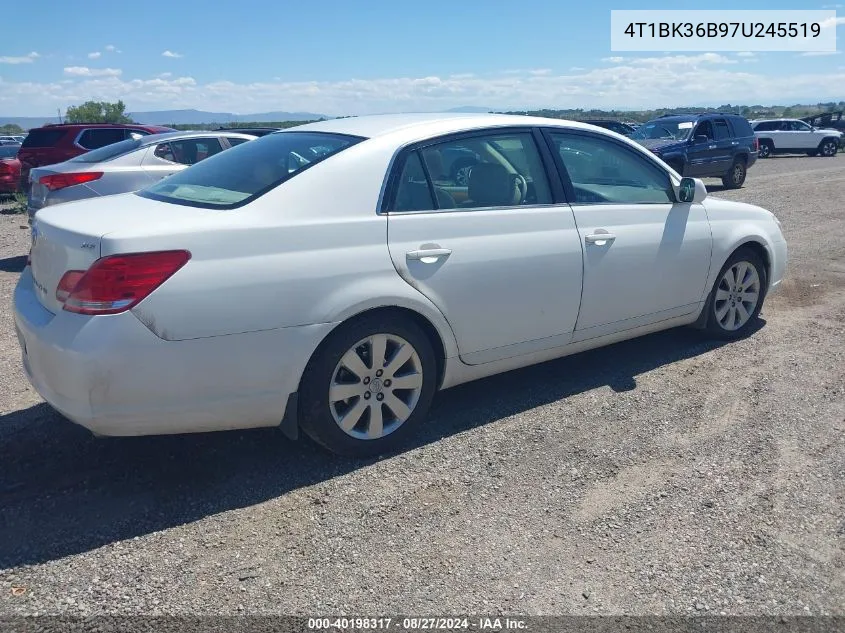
[0,109,329,129]
[127,109,328,125]
[0,115,64,129]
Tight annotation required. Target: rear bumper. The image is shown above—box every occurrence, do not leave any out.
[13,268,334,437]
[746,151,758,169]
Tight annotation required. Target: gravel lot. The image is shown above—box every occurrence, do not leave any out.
[0,156,843,617]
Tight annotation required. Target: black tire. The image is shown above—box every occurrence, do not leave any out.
[721,159,746,189]
[819,138,839,157]
[703,247,767,340]
[807,150,819,157]
[298,313,437,457]
[758,141,773,158]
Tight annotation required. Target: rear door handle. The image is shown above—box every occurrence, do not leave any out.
[406,248,452,261]
[585,233,616,245]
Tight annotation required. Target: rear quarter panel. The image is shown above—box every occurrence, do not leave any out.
[113,139,460,357]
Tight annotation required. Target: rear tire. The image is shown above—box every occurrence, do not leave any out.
[298,314,437,457]
[703,247,767,340]
[721,159,746,189]
[758,141,773,158]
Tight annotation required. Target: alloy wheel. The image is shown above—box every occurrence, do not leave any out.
[821,141,837,157]
[328,334,424,440]
[713,261,761,331]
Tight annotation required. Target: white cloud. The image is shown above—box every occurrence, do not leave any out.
[158,72,173,78]
[800,50,842,56]
[162,50,183,58]
[87,51,101,59]
[104,44,121,53]
[1,60,843,117]
[820,16,845,28]
[736,52,755,57]
[604,53,736,66]
[0,51,39,64]
[63,66,123,77]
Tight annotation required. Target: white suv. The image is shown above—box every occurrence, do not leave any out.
[751,118,842,158]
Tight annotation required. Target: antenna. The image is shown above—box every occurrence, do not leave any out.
[57,108,63,124]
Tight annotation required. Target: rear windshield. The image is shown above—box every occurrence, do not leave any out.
[21,128,67,148]
[69,138,143,163]
[0,145,18,159]
[138,131,363,209]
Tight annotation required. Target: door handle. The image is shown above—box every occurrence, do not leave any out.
[406,247,452,261]
[585,233,616,245]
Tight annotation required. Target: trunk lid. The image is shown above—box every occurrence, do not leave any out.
[29,192,221,314]
[30,214,102,314]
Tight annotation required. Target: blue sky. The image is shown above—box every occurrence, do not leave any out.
[0,0,843,116]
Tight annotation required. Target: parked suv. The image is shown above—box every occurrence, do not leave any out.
[17,123,174,189]
[630,113,758,188]
[750,118,842,158]
[580,119,637,136]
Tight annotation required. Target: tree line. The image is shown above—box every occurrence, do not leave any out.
[3,100,845,133]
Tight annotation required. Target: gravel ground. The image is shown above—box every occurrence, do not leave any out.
[0,156,843,617]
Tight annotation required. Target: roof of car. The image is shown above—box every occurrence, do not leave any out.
[39,123,173,131]
[133,130,258,145]
[286,112,608,141]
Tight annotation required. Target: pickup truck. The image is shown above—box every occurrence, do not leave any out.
[630,113,759,189]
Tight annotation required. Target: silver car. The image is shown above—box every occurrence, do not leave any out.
[27,130,256,221]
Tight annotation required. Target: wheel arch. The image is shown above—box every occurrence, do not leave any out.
[694,238,772,329]
[298,303,455,395]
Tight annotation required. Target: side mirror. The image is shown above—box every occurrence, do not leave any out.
[693,135,709,144]
[677,177,707,203]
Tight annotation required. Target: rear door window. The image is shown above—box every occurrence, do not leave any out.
[153,138,224,165]
[713,119,731,140]
[76,128,128,150]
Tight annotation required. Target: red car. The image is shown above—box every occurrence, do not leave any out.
[0,144,21,193]
[17,123,174,190]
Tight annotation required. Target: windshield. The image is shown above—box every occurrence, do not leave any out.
[631,120,694,142]
[139,131,363,209]
[69,138,144,163]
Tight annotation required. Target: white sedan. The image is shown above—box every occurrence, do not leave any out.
[14,113,788,456]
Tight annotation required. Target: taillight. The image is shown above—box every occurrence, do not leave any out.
[56,270,85,303]
[39,172,103,191]
[753,137,760,152]
[0,160,13,174]
[60,250,191,315]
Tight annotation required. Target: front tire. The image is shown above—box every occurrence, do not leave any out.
[721,159,746,189]
[758,141,773,158]
[703,247,767,340]
[298,314,437,457]
[819,138,839,157]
